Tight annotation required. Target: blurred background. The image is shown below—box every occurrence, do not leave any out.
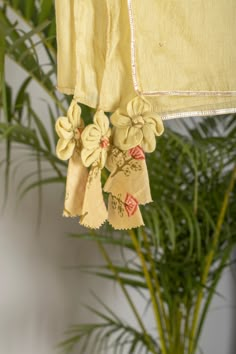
[0,2,236,354]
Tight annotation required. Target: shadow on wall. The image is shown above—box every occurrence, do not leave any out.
[0,178,111,354]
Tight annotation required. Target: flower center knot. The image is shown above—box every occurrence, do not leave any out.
[132,115,144,128]
[74,127,83,140]
[100,136,110,149]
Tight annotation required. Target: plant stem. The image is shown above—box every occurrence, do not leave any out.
[189,165,236,354]
[97,241,158,354]
[129,229,168,354]
[183,300,191,353]
[141,229,171,342]
[193,167,199,215]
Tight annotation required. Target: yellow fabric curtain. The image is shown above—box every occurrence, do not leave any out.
[55,0,236,229]
[56,0,236,117]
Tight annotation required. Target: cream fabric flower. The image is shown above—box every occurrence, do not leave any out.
[81,110,111,168]
[55,100,84,160]
[111,97,164,153]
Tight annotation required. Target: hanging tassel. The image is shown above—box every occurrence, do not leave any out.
[104,145,152,228]
[55,99,89,218]
[63,151,88,217]
[79,110,111,228]
[79,165,108,228]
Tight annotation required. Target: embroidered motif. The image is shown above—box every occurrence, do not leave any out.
[111,193,139,218]
[86,164,100,188]
[111,194,125,217]
[106,146,144,178]
[129,145,145,160]
[125,193,139,217]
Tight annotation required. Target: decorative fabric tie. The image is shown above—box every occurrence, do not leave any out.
[55,97,164,229]
[55,0,236,230]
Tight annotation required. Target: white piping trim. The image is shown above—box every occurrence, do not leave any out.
[144,91,236,97]
[127,0,139,92]
[161,107,236,121]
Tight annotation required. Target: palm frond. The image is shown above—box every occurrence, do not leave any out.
[60,294,160,354]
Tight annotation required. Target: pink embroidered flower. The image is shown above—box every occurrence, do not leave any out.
[129,146,145,160]
[125,193,139,217]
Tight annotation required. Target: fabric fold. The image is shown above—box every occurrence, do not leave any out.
[55,0,236,117]
[63,151,88,217]
[80,166,108,229]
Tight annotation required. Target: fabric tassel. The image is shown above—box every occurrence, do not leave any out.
[63,151,88,217]
[104,145,152,204]
[79,165,108,229]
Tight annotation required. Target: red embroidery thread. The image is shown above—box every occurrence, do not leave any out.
[129,146,145,160]
[125,193,139,216]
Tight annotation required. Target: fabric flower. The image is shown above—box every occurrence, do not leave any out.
[55,100,84,160]
[81,110,111,168]
[111,96,164,152]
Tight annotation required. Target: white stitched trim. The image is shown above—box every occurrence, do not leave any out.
[144,91,236,97]
[127,0,139,93]
[161,107,236,120]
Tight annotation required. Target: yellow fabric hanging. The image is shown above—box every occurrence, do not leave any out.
[55,0,236,229]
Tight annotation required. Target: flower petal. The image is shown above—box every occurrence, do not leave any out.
[141,125,156,153]
[127,97,151,117]
[56,138,75,160]
[81,148,101,167]
[111,110,131,128]
[81,124,101,150]
[113,126,143,151]
[55,117,73,140]
[143,113,164,136]
[67,100,82,130]
[94,110,110,136]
